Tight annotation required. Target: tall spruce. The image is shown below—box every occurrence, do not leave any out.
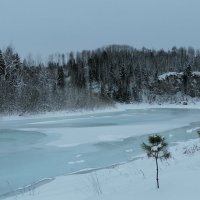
[183,65,192,95]
[57,66,65,89]
[0,50,5,78]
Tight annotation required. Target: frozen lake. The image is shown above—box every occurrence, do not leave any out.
[1,108,200,198]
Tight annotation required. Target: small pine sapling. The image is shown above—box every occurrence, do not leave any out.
[142,134,171,189]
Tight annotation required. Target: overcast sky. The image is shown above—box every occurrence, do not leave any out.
[0,0,200,58]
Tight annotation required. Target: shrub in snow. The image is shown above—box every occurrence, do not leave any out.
[182,101,188,105]
[183,144,200,155]
[142,134,171,189]
[197,130,200,138]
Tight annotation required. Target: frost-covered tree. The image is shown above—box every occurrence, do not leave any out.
[142,135,171,188]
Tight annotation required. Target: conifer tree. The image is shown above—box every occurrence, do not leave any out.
[0,50,5,78]
[57,66,65,89]
[142,134,171,188]
[183,65,192,95]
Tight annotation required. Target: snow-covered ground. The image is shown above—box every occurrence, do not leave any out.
[2,103,200,200]
[6,139,200,200]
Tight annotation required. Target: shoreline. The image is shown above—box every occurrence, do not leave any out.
[1,101,200,121]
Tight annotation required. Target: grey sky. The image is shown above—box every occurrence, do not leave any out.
[0,0,199,58]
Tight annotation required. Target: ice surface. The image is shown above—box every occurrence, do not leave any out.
[1,107,200,198]
[186,127,200,133]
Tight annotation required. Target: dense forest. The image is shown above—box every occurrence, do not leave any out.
[1,45,200,114]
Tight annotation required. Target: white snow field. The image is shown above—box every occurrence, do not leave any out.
[1,104,200,200]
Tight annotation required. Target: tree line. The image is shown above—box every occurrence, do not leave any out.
[1,45,200,114]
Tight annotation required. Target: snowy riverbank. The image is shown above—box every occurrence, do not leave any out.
[6,138,200,200]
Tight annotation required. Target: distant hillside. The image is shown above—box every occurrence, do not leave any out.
[1,45,200,114]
